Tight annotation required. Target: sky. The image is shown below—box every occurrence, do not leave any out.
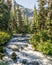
[15,0,38,9]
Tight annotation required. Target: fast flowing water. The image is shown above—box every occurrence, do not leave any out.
[3,35,52,65]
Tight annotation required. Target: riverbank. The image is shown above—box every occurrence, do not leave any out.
[0,35,52,65]
[0,31,11,59]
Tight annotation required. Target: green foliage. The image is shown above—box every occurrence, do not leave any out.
[37,41,52,55]
[0,3,10,30]
[0,62,8,65]
[37,0,46,30]
[18,25,29,34]
[30,0,52,55]
[0,46,4,53]
[30,34,40,50]
[0,31,11,53]
[40,30,50,41]
[0,31,11,45]
[30,30,52,55]
[30,23,37,34]
[31,6,37,34]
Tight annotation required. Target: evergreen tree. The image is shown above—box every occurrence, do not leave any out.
[0,0,10,31]
[47,0,52,36]
[31,6,37,33]
[38,0,46,30]
[17,5,23,33]
[24,15,29,25]
[8,0,17,33]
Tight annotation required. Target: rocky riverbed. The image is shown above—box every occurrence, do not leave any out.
[1,35,52,65]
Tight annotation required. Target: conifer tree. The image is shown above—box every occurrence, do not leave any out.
[31,5,37,33]
[38,0,46,30]
[0,0,10,31]
[47,0,52,36]
[17,5,23,33]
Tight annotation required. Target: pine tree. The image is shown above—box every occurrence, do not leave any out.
[25,15,29,25]
[31,5,37,33]
[8,0,18,33]
[0,0,10,31]
[38,0,46,30]
[17,5,23,33]
[47,0,52,21]
[47,0,52,36]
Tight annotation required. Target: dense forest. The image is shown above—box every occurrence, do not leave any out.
[0,0,52,63]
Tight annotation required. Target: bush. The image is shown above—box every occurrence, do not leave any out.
[17,25,29,34]
[29,30,52,55]
[40,30,50,41]
[37,41,52,55]
[30,34,40,50]
[0,31,11,53]
[0,31,11,45]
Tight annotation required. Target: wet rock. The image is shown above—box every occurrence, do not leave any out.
[8,45,19,51]
[21,47,24,50]
[10,52,17,61]
[17,57,20,59]
[26,61,39,65]
[22,59,27,64]
[4,47,14,55]
[2,56,12,62]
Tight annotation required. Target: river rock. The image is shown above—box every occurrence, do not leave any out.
[10,52,17,61]
[2,56,12,62]
[26,60,39,65]
[8,45,19,51]
[5,48,14,55]
[21,47,24,50]
[22,59,27,64]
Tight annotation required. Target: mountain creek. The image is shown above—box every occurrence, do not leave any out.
[0,34,52,65]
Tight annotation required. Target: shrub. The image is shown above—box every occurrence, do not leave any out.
[0,31,11,45]
[29,34,40,50]
[37,41,52,55]
[40,30,49,41]
[0,31,11,53]
[30,30,52,55]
